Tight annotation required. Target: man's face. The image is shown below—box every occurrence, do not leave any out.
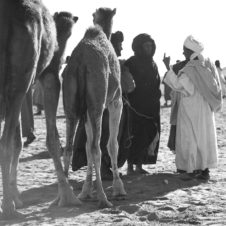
[183,46,193,60]
[142,41,153,56]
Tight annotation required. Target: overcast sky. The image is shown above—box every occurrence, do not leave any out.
[43,0,226,75]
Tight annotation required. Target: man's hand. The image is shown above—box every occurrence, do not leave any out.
[163,53,171,70]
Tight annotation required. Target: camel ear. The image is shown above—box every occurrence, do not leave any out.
[53,12,58,19]
[73,16,78,23]
[112,8,116,15]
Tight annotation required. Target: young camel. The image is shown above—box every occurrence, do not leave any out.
[63,8,126,208]
[0,0,78,219]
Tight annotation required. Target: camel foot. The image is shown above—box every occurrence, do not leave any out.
[50,197,59,207]
[50,193,82,207]
[112,178,127,197]
[112,194,127,201]
[112,189,127,197]
[78,181,93,201]
[10,184,23,209]
[0,209,25,220]
[59,194,82,207]
[14,198,23,209]
[78,192,93,201]
[98,199,113,209]
[50,183,82,207]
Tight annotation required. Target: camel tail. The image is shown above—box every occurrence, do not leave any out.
[0,0,12,119]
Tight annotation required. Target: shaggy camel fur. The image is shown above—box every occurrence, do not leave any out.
[63,8,126,208]
[0,0,78,219]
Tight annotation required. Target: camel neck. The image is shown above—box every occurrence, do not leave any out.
[101,22,113,39]
[49,39,67,73]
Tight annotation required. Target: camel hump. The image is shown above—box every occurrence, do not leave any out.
[84,26,105,39]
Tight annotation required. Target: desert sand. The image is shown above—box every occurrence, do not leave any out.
[0,91,226,226]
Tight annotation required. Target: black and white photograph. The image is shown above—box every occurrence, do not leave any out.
[0,0,226,225]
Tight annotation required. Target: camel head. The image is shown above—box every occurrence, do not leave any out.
[54,12,78,40]
[92,8,116,39]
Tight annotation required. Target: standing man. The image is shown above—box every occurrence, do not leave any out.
[124,33,161,174]
[163,35,222,180]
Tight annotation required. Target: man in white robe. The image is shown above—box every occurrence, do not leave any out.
[163,35,222,180]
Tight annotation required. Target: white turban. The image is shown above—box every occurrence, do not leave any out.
[184,35,204,60]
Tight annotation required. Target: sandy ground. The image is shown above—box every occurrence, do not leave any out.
[0,93,226,226]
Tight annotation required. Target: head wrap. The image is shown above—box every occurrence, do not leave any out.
[110,31,124,56]
[215,60,220,68]
[183,35,204,60]
[132,33,156,57]
[111,31,124,45]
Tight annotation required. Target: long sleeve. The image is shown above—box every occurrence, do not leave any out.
[163,69,194,96]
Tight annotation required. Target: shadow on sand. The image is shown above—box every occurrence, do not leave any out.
[1,172,203,224]
[19,151,51,162]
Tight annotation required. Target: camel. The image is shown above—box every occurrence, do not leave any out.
[62,7,126,208]
[0,0,78,219]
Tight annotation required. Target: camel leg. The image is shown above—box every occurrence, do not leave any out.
[0,95,25,219]
[78,114,94,200]
[62,66,81,177]
[87,110,112,208]
[9,123,23,209]
[63,116,78,177]
[41,74,81,207]
[108,99,126,197]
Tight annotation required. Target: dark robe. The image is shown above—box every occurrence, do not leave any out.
[163,83,172,102]
[124,55,161,165]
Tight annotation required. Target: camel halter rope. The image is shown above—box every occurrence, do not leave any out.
[121,95,159,151]
[122,95,156,120]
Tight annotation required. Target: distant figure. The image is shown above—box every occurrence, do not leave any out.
[124,33,161,174]
[163,60,181,107]
[215,60,226,98]
[163,35,222,180]
[21,88,36,146]
[162,81,172,107]
[162,59,176,107]
[33,80,44,115]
